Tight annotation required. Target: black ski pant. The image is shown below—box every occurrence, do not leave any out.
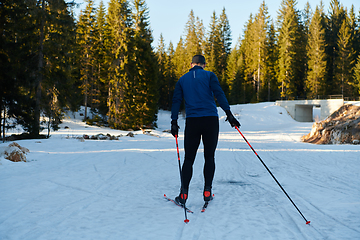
[181,116,219,190]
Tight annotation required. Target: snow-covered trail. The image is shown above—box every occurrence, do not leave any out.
[1,103,359,240]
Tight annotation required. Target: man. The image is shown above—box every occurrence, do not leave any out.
[171,54,240,205]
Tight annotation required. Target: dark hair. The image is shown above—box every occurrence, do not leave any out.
[192,55,206,64]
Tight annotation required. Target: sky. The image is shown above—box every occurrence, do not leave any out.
[73,0,360,49]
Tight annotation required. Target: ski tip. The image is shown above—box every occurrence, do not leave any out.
[184,219,190,223]
[306,221,311,225]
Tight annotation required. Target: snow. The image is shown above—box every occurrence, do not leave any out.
[1,102,359,240]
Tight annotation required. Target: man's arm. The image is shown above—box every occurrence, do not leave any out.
[171,80,183,120]
[209,72,230,112]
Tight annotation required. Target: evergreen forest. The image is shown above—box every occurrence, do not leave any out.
[1,0,360,138]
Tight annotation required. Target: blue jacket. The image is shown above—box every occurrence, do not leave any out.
[171,66,230,120]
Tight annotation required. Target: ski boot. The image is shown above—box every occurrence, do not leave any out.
[203,186,213,202]
[175,188,188,206]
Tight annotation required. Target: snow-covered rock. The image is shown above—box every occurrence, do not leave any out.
[0,142,30,162]
[302,104,360,144]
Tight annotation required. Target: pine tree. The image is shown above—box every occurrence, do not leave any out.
[173,37,187,79]
[325,0,346,95]
[226,39,244,104]
[107,0,135,129]
[1,0,76,137]
[306,5,327,98]
[76,0,96,120]
[204,8,232,97]
[263,22,279,101]
[0,0,31,139]
[92,1,110,117]
[1,0,40,136]
[302,2,312,36]
[166,42,177,108]
[302,1,312,83]
[347,5,358,98]
[184,10,202,60]
[253,1,270,101]
[196,17,206,54]
[335,18,353,96]
[241,2,274,103]
[354,55,360,96]
[204,11,219,74]
[241,14,257,102]
[217,8,232,97]
[157,34,169,110]
[277,0,305,99]
[41,0,77,136]
[132,0,159,129]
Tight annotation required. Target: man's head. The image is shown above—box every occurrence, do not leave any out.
[191,55,206,68]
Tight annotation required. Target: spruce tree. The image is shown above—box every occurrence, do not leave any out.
[184,10,202,61]
[41,0,77,136]
[1,0,41,136]
[241,14,257,102]
[157,34,169,110]
[204,12,219,74]
[76,0,96,120]
[107,0,135,129]
[92,1,110,117]
[302,1,312,82]
[263,22,279,101]
[173,37,187,79]
[132,0,159,129]
[217,8,232,97]
[306,5,327,98]
[226,39,244,104]
[325,0,346,95]
[335,18,353,96]
[1,0,76,137]
[354,55,360,96]
[253,1,270,101]
[166,42,177,108]
[277,0,305,99]
[204,9,232,97]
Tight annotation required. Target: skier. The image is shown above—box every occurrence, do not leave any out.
[171,54,240,205]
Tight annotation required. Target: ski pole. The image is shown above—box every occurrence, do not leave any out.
[175,135,189,223]
[235,126,310,225]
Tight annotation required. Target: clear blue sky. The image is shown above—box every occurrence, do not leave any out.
[74,0,359,49]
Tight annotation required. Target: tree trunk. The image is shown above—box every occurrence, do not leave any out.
[34,0,46,136]
[84,53,89,121]
[1,103,3,142]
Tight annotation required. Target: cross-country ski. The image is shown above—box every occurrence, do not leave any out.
[164,194,194,214]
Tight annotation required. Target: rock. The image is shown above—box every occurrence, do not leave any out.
[302,104,360,144]
[2,142,30,162]
[126,132,135,137]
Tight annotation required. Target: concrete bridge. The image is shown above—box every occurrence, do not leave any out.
[275,99,344,122]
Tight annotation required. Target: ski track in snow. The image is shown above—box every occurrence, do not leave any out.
[1,103,360,240]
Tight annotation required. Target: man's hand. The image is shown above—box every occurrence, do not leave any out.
[171,120,179,137]
[225,110,240,128]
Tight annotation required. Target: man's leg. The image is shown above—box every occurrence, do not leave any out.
[202,116,219,188]
[182,117,201,189]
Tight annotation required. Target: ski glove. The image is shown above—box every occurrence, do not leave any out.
[171,120,179,137]
[225,110,240,128]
